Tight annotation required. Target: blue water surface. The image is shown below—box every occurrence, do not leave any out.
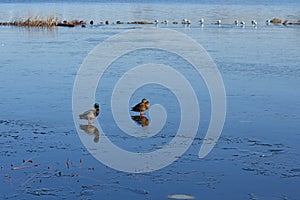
[0,0,300,6]
[0,1,299,200]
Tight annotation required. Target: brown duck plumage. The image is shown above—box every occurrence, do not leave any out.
[131,98,150,115]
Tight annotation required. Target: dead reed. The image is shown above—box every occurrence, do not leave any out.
[0,16,86,27]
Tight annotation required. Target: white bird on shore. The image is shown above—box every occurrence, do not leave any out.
[199,18,204,24]
[182,18,188,23]
[217,20,221,25]
[182,19,191,25]
[266,19,271,25]
[252,20,257,26]
[163,20,169,24]
[154,19,159,24]
[240,21,245,26]
[79,103,100,125]
[235,20,239,26]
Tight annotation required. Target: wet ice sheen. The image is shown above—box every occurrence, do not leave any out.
[0,1,300,200]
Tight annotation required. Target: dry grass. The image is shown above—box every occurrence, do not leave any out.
[0,16,86,27]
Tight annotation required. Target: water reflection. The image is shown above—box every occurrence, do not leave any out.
[79,124,100,143]
[131,115,150,127]
[14,26,58,37]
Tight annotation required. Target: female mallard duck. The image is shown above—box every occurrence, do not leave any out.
[79,103,100,125]
[131,98,150,115]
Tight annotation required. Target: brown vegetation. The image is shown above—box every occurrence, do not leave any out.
[0,16,86,28]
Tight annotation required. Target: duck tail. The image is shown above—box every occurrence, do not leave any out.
[131,106,139,112]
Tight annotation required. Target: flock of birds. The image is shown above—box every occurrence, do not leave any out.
[84,18,284,27]
[153,18,265,26]
[78,19,277,126]
[79,98,150,125]
[78,18,272,126]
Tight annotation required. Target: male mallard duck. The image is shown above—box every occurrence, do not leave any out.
[131,98,150,115]
[79,103,100,125]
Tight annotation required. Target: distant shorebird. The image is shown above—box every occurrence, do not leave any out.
[266,19,271,25]
[131,98,150,115]
[240,21,246,26]
[182,19,191,25]
[199,18,204,24]
[154,19,159,24]
[163,20,169,24]
[252,20,257,26]
[79,103,100,125]
[235,20,239,25]
[217,20,221,25]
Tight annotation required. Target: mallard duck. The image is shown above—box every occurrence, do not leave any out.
[79,103,100,125]
[131,98,150,115]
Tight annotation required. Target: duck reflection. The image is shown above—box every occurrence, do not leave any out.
[131,115,150,127]
[79,124,100,143]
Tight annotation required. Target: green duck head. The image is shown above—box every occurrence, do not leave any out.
[94,103,100,109]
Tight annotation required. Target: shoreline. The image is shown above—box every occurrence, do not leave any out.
[0,17,299,28]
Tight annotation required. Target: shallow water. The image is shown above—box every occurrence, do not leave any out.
[1,2,300,200]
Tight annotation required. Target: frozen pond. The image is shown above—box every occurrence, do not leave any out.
[0,2,300,199]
